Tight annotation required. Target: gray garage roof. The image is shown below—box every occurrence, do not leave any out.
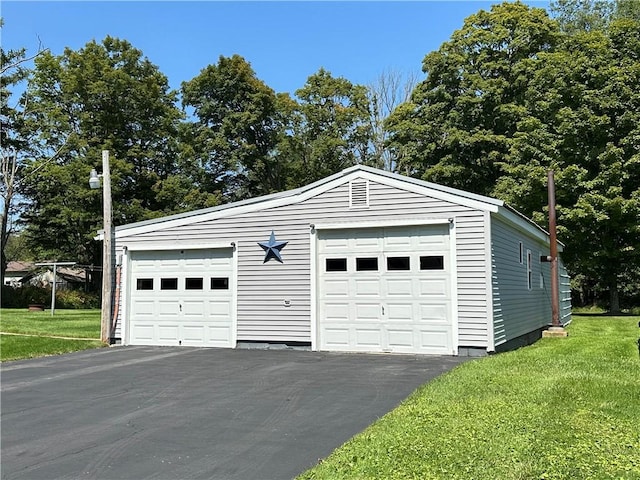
[114,165,504,233]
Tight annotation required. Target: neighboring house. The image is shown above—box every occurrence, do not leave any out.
[4,261,36,287]
[19,265,86,290]
[108,165,571,356]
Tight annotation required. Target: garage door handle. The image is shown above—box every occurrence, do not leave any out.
[382,305,385,315]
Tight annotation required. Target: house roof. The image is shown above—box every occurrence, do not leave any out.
[6,261,36,273]
[20,266,86,284]
[108,165,554,245]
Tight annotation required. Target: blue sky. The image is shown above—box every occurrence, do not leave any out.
[3,1,550,96]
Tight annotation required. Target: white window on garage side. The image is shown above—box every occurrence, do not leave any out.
[519,241,523,264]
[526,250,532,290]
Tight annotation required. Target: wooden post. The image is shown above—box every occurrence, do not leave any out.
[101,150,113,344]
[548,170,560,327]
[542,170,567,337]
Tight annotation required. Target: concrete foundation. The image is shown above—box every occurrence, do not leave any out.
[542,326,569,338]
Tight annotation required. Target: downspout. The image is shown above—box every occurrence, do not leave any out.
[111,256,122,343]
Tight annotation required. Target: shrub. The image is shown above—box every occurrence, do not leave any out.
[55,289,100,309]
[1,285,99,309]
[1,285,51,308]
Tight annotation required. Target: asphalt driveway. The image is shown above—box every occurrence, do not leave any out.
[1,346,468,480]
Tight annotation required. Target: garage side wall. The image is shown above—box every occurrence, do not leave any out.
[490,215,557,346]
[116,178,491,348]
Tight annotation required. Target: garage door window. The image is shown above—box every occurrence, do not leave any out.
[185,277,203,290]
[161,278,178,290]
[420,255,444,270]
[326,258,347,272]
[387,256,410,271]
[136,278,154,290]
[210,277,229,290]
[356,257,378,271]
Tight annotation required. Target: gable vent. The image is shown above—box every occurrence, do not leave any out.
[349,179,369,209]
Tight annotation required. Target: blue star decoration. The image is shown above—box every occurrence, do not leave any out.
[258,230,288,263]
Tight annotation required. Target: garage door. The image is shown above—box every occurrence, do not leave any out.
[128,248,234,347]
[318,224,454,355]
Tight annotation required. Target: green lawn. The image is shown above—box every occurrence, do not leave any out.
[298,315,640,480]
[0,309,104,361]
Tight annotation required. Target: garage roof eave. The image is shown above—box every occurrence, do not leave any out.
[108,168,357,239]
[107,165,511,239]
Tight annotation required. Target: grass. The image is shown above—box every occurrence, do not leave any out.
[298,315,640,480]
[0,309,104,361]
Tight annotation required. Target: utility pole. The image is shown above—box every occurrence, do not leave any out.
[89,150,113,343]
[101,150,113,344]
[543,170,567,337]
[548,170,560,327]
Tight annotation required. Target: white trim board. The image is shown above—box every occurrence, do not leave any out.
[313,217,452,231]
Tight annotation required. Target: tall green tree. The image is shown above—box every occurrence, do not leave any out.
[386,1,560,194]
[495,19,640,312]
[20,37,189,264]
[387,1,639,311]
[181,54,288,200]
[550,0,640,32]
[282,68,373,186]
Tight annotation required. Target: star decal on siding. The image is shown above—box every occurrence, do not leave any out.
[258,230,288,263]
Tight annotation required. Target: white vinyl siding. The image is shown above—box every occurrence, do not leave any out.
[116,178,490,347]
[491,216,556,346]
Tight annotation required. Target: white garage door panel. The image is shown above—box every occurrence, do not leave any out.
[419,331,451,353]
[128,248,234,347]
[355,328,382,347]
[324,328,350,346]
[419,304,449,323]
[132,325,153,341]
[318,225,454,355]
[387,329,414,347]
[386,303,413,320]
[324,279,349,296]
[158,325,179,342]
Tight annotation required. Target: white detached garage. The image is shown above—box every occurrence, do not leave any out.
[109,165,571,356]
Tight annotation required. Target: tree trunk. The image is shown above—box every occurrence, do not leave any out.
[609,277,621,314]
[1,198,9,288]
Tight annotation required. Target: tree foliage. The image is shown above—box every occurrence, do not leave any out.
[387,2,560,194]
[280,68,373,186]
[19,37,188,264]
[387,1,640,311]
[181,54,287,200]
[6,4,639,308]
